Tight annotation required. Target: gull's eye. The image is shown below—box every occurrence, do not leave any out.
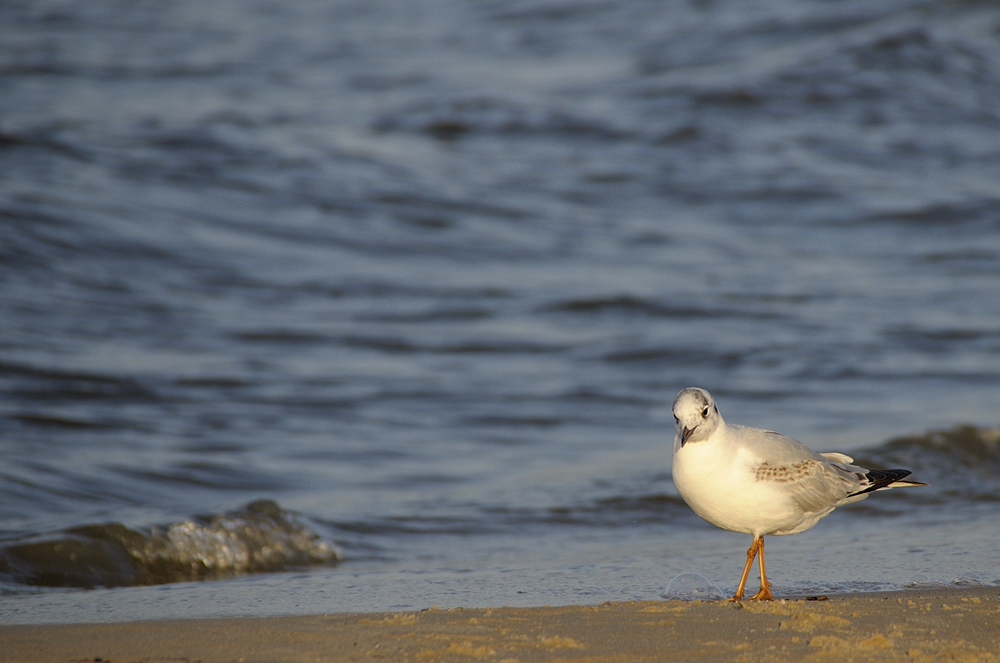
[701,407,709,418]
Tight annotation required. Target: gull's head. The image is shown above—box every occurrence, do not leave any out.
[672,387,722,447]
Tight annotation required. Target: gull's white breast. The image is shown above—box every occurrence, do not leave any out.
[671,425,836,536]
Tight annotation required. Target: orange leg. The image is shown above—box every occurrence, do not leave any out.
[748,536,774,601]
[728,536,762,601]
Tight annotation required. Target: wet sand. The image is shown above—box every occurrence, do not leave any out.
[2,588,998,662]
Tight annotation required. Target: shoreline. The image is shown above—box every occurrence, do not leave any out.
[2,587,998,662]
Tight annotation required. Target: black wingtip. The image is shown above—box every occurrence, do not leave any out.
[848,468,919,497]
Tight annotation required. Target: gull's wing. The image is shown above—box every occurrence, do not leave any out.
[732,426,867,514]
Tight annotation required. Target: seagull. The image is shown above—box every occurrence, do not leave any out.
[670,387,926,601]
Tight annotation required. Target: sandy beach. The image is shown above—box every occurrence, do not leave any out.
[2,587,998,662]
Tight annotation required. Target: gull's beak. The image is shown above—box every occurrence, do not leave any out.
[681,425,695,446]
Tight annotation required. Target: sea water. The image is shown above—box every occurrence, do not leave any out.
[2,0,1000,624]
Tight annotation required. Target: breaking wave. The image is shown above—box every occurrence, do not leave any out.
[852,425,1000,503]
[0,500,340,589]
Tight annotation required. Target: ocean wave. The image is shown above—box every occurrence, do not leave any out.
[373,96,634,142]
[851,425,1000,504]
[0,500,340,589]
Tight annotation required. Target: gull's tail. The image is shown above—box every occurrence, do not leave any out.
[848,469,928,497]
